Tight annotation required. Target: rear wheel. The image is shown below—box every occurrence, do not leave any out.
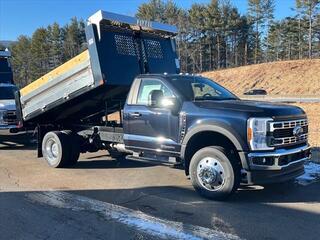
[63,131,80,165]
[42,131,71,168]
[42,131,80,168]
[189,146,240,200]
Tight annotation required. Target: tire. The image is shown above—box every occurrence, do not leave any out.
[63,131,80,166]
[42,131,71,168]
[189,146,240,200]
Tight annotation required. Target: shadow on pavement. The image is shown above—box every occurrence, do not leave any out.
[0,131,36,150]
[74,158,155,169]
[2,183,318,240]
[70,183,320,239]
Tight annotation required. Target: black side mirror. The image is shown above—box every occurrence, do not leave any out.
[148,90,164,107]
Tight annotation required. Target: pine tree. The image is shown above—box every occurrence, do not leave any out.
[136,0,165,22]
[10,36,32,87]
[48,22,63,70]
[30,28,51,80]
[63,17,86,61]
[296,0,320,58]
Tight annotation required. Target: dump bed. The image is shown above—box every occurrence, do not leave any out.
[18,10,179,126]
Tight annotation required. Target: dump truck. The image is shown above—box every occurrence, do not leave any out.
[16,10,311,200]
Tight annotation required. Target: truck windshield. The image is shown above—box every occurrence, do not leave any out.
[0,86,18,100]
[169,76,238,101]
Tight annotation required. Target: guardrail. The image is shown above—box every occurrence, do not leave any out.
[241,96,320,103]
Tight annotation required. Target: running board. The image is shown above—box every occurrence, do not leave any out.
[126,155,181,167]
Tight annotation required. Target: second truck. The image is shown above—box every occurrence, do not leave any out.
[16,10,311,200]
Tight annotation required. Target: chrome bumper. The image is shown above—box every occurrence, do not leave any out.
[0,124,18,130]
[248,145,311,170]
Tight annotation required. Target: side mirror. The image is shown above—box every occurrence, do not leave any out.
[148,90,164,107]
[148,90,180,114]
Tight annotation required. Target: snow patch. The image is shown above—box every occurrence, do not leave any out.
[296,162,320,186]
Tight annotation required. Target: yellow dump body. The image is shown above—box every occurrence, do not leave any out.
[20,50,90,97]
[19,49,94,121]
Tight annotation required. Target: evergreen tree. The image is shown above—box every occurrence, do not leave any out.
[63,17,86,61]
[248,0,275,63]
[136,0,165,22]
[48,22,63,70]
[8,0,320,88]
[296,0,320,58]
[10,36,32,87]
[30,28,51,80]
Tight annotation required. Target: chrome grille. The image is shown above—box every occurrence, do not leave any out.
[269,119,308,147]
[3,110,18,125]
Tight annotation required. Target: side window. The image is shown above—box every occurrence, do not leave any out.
[136,79,173,105]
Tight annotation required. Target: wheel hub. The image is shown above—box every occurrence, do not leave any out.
[45,138,59,165]
[199,167,217,184]
[197,157,225,191]
[51,143,58,157]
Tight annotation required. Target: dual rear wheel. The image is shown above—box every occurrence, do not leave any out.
[42,131,80,168]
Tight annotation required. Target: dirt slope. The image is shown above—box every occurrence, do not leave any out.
[202,59,320,96]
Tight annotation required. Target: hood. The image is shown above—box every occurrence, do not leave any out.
[0,99,16,111]
[194,100,305,119]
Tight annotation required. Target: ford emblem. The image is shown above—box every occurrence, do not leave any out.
[293,126,304,137]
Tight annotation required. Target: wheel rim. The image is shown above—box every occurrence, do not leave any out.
[196,157,225,191]
[44,138,59,165]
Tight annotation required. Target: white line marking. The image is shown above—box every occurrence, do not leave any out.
[27,191,241,240]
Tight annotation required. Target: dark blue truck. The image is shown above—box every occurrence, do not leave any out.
[16,11,311,200]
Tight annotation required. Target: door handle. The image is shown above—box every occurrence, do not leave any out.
[130,112,142,118]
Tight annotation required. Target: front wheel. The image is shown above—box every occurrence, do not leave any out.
[189,146,240,200]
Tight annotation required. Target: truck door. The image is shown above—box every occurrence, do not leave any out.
[124,78,180,155]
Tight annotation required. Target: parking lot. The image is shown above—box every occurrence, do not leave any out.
[1,130,320,240]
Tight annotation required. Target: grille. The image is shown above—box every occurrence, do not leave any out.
[273,125,308,138]
[269,119,308,147]
[3,110,18,125]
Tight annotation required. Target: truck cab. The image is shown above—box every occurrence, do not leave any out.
[16,10,311,200]
[121,74,311,199]
[0,83,19,130]
[0,50,18,130]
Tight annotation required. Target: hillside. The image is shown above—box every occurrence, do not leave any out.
[202,59,320,96]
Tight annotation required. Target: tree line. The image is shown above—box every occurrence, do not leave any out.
[7,0,320,87]
[9,18,87,87]
[137,0,320,73]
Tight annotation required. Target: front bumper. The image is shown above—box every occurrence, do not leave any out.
[0,124,18,130]
[243,145,311,184]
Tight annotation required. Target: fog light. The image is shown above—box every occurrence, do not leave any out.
[252,157,274,166]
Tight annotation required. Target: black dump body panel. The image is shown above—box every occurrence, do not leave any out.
[20,17,179,127]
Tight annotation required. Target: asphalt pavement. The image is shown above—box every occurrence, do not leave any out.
[1,131,320,240]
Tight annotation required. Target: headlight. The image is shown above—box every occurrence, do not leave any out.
[0,110,5,125]
[247,118,273,151]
